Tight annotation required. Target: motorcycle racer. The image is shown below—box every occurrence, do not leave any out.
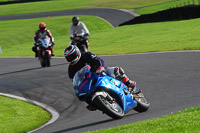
[69,16,90,41]
[69,29,89,52]
[64,45,136,110]
[32,22,55,57]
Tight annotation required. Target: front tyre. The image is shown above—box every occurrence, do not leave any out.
[93,95,124,119]
[39,57,46,67]
[45,52,51,67]
[133,92,150,112]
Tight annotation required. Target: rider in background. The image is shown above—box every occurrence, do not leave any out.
[32,22,55,57]
[69,16,90,45]
[64,45,136,110]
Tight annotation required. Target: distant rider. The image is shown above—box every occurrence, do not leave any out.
[64,45,136,111]
[69,16,90,47]
[32,22,55,57]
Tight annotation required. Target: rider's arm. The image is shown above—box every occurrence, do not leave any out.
[33,30,39,44]
[68,65,75,80]
[80,22,90,37]
[69,24,74,40]
[46,30,54,44]
[84,52,104,72]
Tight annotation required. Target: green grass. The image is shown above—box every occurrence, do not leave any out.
[1,0,200,132]
[1,15,200,57]
[91,18,200,55]
[0,15,111,57]
[88,106,200,133]
[0,0,178,16]
[135,0,200,15]
[1,0,199,16]
[0,95,50,133]
[1,0,200,16]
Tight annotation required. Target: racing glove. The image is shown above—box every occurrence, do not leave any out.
[84,33,89,39]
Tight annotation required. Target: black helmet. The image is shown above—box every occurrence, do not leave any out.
[64,45,81,65]
[72,16,79,26]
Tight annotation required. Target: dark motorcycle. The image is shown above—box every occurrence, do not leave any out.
[70,29,89,52]
[36,38,52,67]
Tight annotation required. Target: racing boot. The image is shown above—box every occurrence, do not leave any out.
[35,52,38,57]
[124,80,136,93]
[51,47,55,56]
[113,67,137,94]
[128,80,143,98]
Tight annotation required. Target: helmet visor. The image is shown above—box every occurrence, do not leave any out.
[73,20,78,26]
[40,27,45,31]
[65,51,78,62]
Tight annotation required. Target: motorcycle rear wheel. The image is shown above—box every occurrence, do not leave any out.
[134,92,150,112]
[93,95,124,119]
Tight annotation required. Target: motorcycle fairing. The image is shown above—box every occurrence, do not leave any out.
[73,66,137,112]
[96,75,137,112]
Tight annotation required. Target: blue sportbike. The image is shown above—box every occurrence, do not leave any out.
[73,65,150,119]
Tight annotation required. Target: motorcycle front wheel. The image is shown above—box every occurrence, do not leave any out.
[39,57,46,67]
[93,94,124,119]
[45,52,50,67]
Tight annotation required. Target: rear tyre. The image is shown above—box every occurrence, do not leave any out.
[93,94,124,119]
[134,92,150,112]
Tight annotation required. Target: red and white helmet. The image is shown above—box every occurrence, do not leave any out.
[39,22,46,31]
[64,45,81,65]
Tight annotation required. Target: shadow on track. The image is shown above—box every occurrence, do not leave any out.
[53,111,140,133]
[53,119,114,133]
[0,62,68,76]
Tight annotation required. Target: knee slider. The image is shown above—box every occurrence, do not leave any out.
[114,67,125,78]
[32,46,37,52]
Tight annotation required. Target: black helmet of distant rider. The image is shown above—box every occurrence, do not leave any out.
[72,16,80,26]
[64,45,81,65]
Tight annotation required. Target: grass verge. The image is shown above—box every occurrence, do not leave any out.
[88,106,200,133]
[0,0,177,16]
[0,95,50,133]
[90,17,200,55]
[1,15,200,57]
[0,15,111,57]
[135,0,200,15]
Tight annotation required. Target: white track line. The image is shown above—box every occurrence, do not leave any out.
[100,50,200,57]
[0,92,59,133]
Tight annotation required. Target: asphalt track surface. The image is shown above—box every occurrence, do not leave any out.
[0,51,200,133]
[1,8,200,133]
[0,8,135,27]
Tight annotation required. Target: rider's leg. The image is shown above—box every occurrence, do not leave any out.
[32,45,38,57]
[105,67,136,92]
[51,47,54,56]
